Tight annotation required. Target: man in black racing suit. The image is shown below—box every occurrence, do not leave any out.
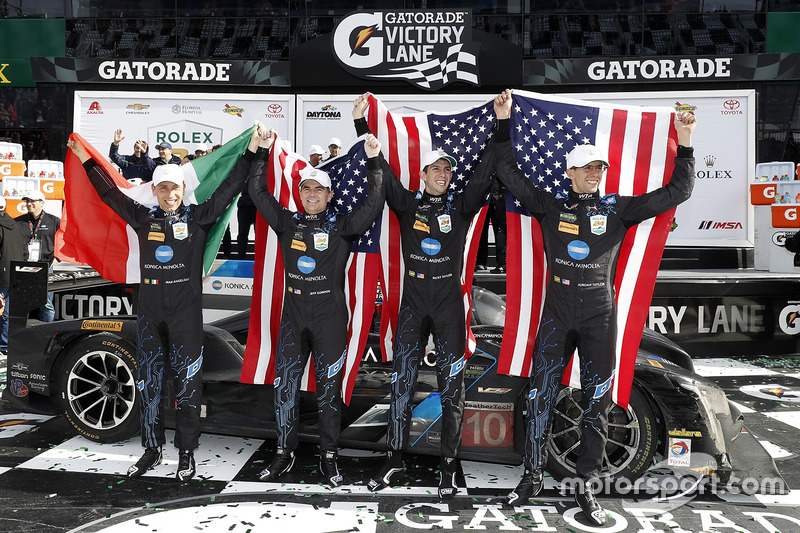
[352,94,498,498]
[493,90,697,525]
[67,126,262,481]
[250,131,385,487]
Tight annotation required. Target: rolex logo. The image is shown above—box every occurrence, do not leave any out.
[704,155,716,168]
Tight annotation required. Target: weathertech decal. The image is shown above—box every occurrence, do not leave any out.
[81,320,124,332]
[332,10,479,91]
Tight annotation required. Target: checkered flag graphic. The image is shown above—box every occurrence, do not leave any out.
[369,43,480,90]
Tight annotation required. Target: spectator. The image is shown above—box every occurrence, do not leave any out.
[109,129,156,182]
[327,137,342,159]
[154,141,182,166]
[309,144,325,167]
[475,181,507,273]
[194,144,208,158]
[15,189,60,322]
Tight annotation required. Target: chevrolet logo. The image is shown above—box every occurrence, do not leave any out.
[127,103,150,110]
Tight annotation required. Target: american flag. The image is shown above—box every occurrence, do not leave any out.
[499,90,678,408]
[365,94,494,362]
[239,135,382,404]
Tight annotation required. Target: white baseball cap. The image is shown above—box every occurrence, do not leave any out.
[195,143,208,153]
[421,149,457,171]
[328,137,342,148]
[152,164,185,186]
[309,144,325,156]
[566,144,609,169]
[22,190,46,202]
[299,166,332,189]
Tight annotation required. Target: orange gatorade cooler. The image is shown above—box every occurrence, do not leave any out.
[750,183,776,205]
[772,204,800,228]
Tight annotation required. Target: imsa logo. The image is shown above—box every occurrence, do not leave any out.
[331,10,480,91]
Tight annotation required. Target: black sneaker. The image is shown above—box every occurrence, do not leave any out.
[438,457,459,499]
[575,480,606,526]
[127,446,162,477]
[506,469,543,505]
[259,448,295,481]
[367,451,404,492]
[176,449,196,481]
[491,265,506,274]
[320,450,344,487]
[475,264,488,272]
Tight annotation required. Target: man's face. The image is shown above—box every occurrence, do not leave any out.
[133,143,144,156]
[421,158,453,196]
[299,179,333,215]
[567,161,606,194]
[151,181,185,212]
[309,153,323,167]
[158,146,172,160]
[25,198,44,218]
[328,144,341,158]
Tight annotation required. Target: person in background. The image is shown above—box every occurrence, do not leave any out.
[154,141,182,166]
[109,129,155,182]
[0,197,26,355]
[309,145,325,167]
[15,190,60,322]
[195,144,208,158]
[327,138,342,159]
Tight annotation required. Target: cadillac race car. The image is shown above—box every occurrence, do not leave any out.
[1,261,778,485]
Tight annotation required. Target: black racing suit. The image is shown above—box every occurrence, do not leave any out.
[248,148,384,453]
[494,119,695,479]
[354,117,497,458]
[83,151,252,451]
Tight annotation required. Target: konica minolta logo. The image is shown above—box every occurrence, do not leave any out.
[331,10,479,91]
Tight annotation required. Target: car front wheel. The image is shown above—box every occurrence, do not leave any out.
[546,384,659,481]
[57,335,140,443]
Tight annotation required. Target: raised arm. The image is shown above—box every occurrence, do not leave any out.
[247,128,296,232]
[492,89,551,217]
[340,134,386,237]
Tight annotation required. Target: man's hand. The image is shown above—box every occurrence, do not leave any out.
[67,137,91,163]
[674,111,697,148]
[494,89,513,120]
[134,139,147,152]
[353,93,370,120]
[364,133,381,158]
[113,129,124,146]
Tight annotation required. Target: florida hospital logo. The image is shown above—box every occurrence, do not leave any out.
[332,10,480,91]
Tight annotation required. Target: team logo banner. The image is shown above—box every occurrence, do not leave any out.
[332,10,480,91]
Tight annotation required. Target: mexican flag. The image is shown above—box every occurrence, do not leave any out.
[56,126,255,283]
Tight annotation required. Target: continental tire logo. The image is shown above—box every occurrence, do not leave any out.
[81,320,123,332]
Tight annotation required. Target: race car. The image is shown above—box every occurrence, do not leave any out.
[1,261,777,485]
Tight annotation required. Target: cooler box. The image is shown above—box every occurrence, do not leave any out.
[0,141,23,161]
[750,182,776,205]
[27,161,65,200]
[0,160,26,180]
[755,161,795,182]
[771,205,800,228]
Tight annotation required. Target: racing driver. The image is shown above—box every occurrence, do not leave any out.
[251,130,385,487]
[493,89,697,525]
[352,94,498,498]
[67,125,265,481]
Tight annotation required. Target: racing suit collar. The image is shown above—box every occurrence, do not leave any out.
[568,189,600,203]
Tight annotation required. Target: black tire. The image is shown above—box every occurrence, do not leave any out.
[57,335,140,443]
[546,384,659,481]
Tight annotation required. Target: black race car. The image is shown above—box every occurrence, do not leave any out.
[1,261,779,485]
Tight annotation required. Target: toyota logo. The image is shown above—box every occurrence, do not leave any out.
[723,99,740,110]
[267,104,282,114]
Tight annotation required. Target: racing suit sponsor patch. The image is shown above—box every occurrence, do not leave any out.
[437,214,452,233]
[297,256,316,274]
[413,220,430,233]
[291,239,307,251]
[408,270,425,279]
[186,354,203,379]
[553,275,570,285]
[313,232,329,251]
[155,245,174,263]
[144,278,159,284]
[590,214,607,235]
[449,356,465,377]
[172,222,188,240]
[559,212,578,223]
[528,388,538,400]
[567,240,590,260]
[558,221,579,235]
[421,238,441,256]
[327,351,346,378]
[148,232,165,241]
[593,373,614,399]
